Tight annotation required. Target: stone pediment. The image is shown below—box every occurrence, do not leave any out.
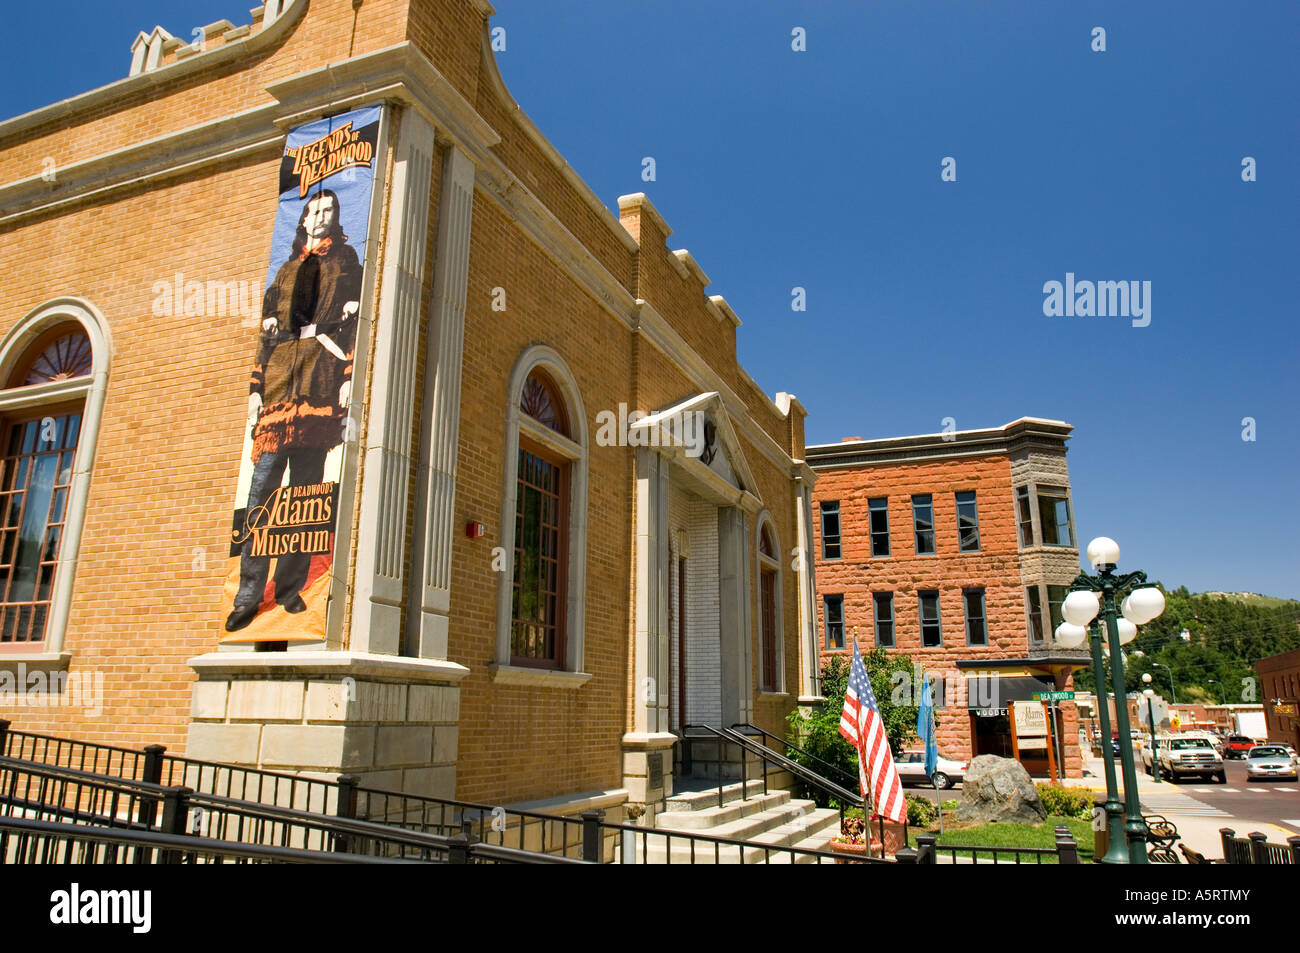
[630,392,760,507]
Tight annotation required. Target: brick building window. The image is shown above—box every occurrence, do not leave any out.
[0,310,104,658]
[496,349,590,679]
[918,590,942,647]
[824,594,844,649]
[1026,586,1044,642]
[911,494,935,555]
[956,490,980,552]
[868,497,890,556]
[511,370,571,668]
[1015,486,1034,547]
[757,519,782,691]
[964,588,987,646]
[1037,486,1074,547]
[820,500,841,560]
[873,592,894,647]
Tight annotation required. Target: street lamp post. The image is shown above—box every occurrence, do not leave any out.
[1052,537,1166,865]
[1142,677,1160,785]
[1153,662,1177,704]
[1084,621,1127,862]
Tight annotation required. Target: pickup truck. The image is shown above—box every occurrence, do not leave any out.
[1223,735,1255,759]
[1151,736,1226,783]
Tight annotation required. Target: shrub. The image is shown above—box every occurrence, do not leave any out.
[1036,783,1094,819]
[940,798,960,811]
[906,794,938,827]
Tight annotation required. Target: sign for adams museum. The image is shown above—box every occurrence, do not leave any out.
[221,104,382,643]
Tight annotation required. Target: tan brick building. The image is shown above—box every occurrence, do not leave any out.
[808,418,1089,779]
[0,0,822,823]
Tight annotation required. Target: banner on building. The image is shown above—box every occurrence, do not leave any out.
[221,104,383,643]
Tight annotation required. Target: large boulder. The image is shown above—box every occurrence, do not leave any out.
[954,755,1047,824]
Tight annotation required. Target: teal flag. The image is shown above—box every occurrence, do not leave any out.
[917,672,938,778]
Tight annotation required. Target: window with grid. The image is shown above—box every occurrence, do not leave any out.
[873,592,894,647]
[1015,486,1034,547]
[956,490,980,552]
[964,588,987,645]
[918,590,942,647]
[510,370,570,668]
[824,594,844,649]
[0,411,80,647]
[868,497,890,557]
[820,500,841,560]
[912,494,935,555]
[759,523,779,691]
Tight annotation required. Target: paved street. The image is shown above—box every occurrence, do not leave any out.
[1149,759,1300,835]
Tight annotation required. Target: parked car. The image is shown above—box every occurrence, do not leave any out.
[1155,736,1226,783]
[1224,735,1255,759]
[1244,745,1299,781]
[896,751,966,789]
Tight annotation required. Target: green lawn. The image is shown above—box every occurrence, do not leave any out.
[907,815,1094,864]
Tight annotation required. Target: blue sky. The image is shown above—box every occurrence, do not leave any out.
[3,1,1297,598]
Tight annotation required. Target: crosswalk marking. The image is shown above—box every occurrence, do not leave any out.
[1248,787,1268,793]
[1139,792,1232,818]
[1276,787,1296,793]
[1220,787,1240,793]
[1283,820,1300,830]
[1192,788,1212,793]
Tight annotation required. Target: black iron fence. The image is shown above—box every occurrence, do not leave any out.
[1219,828,1300,865]
[910,825,1082,865]
[0,757,588,864]
[1,721,875,864]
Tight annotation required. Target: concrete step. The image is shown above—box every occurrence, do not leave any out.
[663,776,781,812]
[639,805,840,864]
[655,790,790,830]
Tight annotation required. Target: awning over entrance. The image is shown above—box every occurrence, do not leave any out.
[965,674,1057,710]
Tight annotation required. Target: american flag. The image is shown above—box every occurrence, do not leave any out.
[839,639,906,822]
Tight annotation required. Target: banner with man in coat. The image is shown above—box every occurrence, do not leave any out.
[222,104,382,642]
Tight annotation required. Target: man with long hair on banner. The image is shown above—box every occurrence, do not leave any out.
[225,188,361,632]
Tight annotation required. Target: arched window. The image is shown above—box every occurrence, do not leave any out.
[494,349,589,683]
[0,300,110,660]
[756,514,783,693]
[512,370,570,666]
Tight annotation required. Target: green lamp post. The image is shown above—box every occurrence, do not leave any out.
[1052,536,1166,864]
[1058,618,1126,862]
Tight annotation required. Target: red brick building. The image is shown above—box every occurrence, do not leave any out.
[808,418,1088,778]
[1256,649,1300,749]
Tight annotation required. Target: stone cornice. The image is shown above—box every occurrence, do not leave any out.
[807,417,1073,469]
[0,105,283,226]
[0,0,307,144]
[265,42,499,152]
[188,651,471,684]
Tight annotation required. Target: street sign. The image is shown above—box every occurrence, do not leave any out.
[1032,691,1075,701]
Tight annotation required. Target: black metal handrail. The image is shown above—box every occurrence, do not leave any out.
[731,722,859,791]
[0,815,421,864]
[0,756,590,863]
[684,724,863,813]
